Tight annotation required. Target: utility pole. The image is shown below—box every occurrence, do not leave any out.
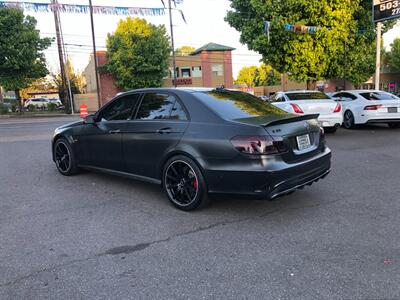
[168,0,177,87]
[89,0,102,108]
[51,0,69,112]
[343,41,347,90]
[375,22,382,91]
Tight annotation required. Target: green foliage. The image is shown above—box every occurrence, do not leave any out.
[235,66,258,87]
[47,102,57,111]
[27,104,36,112]
[255,64,281,86]
[0,103,10,114]
[0,7,51,92]
[52,59,84,97]
[236,64,281,87]
[386,38,400,71]
[175,46,196,56]
[105,17,171,90]
[225,0,395,86]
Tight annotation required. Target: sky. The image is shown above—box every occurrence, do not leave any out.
[16,0,400,78]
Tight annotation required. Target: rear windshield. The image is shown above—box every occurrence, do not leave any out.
[194,90,288,120]
[286,92,330,100]
[360,92,400,100]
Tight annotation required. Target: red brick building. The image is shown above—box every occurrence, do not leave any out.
[83,43,235,107]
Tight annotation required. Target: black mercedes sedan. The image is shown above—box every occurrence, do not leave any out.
[52,88,331,211]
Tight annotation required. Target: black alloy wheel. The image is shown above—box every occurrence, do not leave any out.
[388,123,400,128]
[343,110,355,129]
[54,138,79,176]
[163,156,209,211]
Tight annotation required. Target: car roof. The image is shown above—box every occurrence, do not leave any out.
[116,87,219,96]
[336,90,389,94]
[280,90,324,94]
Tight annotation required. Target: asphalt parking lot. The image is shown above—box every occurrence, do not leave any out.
[0,116,399,299]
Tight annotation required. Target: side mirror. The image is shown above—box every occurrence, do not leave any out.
[84,114,96,124]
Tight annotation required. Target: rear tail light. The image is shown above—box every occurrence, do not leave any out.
[364,105,382,110]
[230,136,287,155]
[290,103,304,114]
[333,102,342,113]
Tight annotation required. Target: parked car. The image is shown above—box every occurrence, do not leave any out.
[259,95,269,101]
[52,88,331,211]
[332,90,400,129]
[24,98,50,109]
[269,91,343,133]
[48,98,62,107]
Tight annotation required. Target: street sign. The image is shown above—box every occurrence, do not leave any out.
[373,0,400,22]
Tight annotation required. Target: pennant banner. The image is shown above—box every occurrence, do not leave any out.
[284,23,318,34]
[0,1,167,16]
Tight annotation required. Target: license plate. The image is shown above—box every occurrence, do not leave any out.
[296,134,311,151]
[388,107,398,113]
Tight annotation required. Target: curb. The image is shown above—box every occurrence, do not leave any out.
[0,114,78,119]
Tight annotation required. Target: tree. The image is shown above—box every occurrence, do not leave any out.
[175,46,196,56]
[0,7,51,112]
[225,0,394,89]
[386,38,400,71]
[255,63,281,86]
[20,76,57,100]
[235,66,258,88]
[52,59,85,97]
[105,17,171,90]
[236,64,281,88]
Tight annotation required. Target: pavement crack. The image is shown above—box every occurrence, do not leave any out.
[0,197,344,288]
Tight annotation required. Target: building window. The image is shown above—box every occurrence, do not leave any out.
[212,64,224,76]
[192,66,202,77]
[180,67,191,78]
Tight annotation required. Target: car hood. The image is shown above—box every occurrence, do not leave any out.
[56,120,84,130]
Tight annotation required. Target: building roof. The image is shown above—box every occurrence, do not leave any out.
[190,43,235,55]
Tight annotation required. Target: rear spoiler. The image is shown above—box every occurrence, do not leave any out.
[262,114,319,127]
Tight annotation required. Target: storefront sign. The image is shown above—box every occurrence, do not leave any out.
[373,0,400,22]
[173,78,192,85]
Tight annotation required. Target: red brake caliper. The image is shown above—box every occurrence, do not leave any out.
[193,178,198,190]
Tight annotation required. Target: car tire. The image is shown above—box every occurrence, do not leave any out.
[324,127,337,134]
[54,137,79,176]
[388,123,400,128]
[163,155,210,211]
[343,110,355,129]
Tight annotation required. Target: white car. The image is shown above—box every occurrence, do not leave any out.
[332,90,400,129]
[48,98,62,107]
[24,98,50,109]
[269,90,343,133]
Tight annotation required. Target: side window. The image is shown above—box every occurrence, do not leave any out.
[136,93,176,120]
[99,94,140,121]
[274,95,285,102]
[340,93,356,101]
[170,100,188,120]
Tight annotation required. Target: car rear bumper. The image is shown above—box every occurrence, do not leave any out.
[202,147,332,198]
[366,118,400,124]
[317,114,343,128]
[358,111,400,124]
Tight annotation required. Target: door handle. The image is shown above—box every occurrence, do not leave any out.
[157,127,172,134]
[109,129,121,134]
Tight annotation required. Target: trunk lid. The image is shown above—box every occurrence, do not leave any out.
[290,100,337,114]
[234,114,324,163]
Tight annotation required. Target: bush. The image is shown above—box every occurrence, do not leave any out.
[47,103,57,112]
[27,104,36,112]
[0,103,10,114]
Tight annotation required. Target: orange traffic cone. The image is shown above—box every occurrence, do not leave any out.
[80,104,88,118]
